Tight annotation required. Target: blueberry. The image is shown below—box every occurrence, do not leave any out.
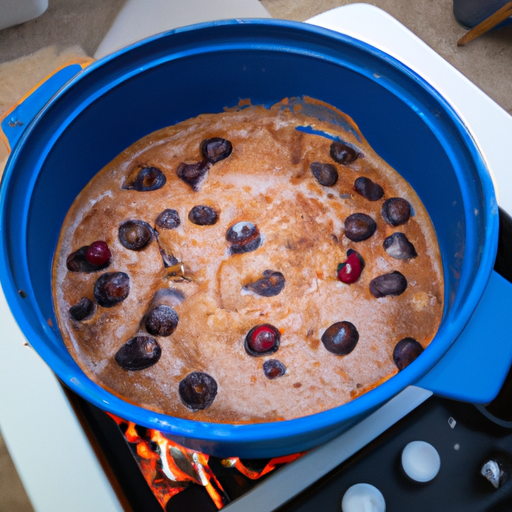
[310,162,338,187]
[226,221,261,254]
[155,209,180,230]
[321,321,359,355]
[344,213,377,242]
[66,246,110,272]
[179,371,218,411]
[200,137,233,164]
[176,161,210,191]
[263,359,286,379]
[69,297,95,321]
[118,220,154,250]
[114,336,161,371]
[382,198,411,226]
[393,337,424,370]
[383,232,418,260]
[330,141,359,164]
[94,272,130,307]
[245,324,280,357]
[123,166,166,191]
[244,270,285,297]
[145,305,179,337]
[188,205,218,226]
[354,177,384,201]
[370,271,407,298]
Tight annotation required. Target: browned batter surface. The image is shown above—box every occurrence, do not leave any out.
[53,98,443,423]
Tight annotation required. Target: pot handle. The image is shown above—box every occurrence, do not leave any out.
[0,58,93,153]
[417,269,512,403]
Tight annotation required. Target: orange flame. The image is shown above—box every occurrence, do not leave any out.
[107,413,304,509]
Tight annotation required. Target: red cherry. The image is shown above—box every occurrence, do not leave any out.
[245,324,281,356]
[337,250,364,284]
[86,241,111,266]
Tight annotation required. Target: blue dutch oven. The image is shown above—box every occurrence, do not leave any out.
[2,19,512,458]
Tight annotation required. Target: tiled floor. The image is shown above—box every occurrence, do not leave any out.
[0,1,511,511]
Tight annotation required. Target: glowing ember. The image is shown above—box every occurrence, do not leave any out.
[107,414,305,509]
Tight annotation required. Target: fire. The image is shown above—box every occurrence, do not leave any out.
[107,414,304,509]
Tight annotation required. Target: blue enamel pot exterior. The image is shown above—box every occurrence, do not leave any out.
[0,19,509,458]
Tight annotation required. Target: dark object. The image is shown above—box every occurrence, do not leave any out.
[177,161,210,191]
[226,221,261,254]
[321,321,359,355]
[114,336,161,371]
[383,232,418,260]
[329,141,359,164]
[263,359,287,379]
[393,337,424,370]
[201,137,233,163]
[188,205,219,226]
[245,324,281,356]
[69,297,95,321]
[344,213,377,242]
[354,176,384,201]
[381,198,411,226]
[155,209,181,230]
[179,371,218,411]
[145,304,179,337]
[310,162,339,186]
[66,245,110,272]
[245,270,286,297]
[118,220,154,250]
[453,0,512,29]
[370,271,407,298]
[94,271,130,307]
[123,166,166,191]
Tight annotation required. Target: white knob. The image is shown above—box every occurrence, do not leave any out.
[401,440,441,482]
[341,483,386,512]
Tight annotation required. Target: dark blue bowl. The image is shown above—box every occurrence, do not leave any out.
[0,19,501,457]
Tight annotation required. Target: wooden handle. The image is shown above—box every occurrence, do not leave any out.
[457,1,512,46]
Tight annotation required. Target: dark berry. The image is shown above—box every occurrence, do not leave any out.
[94,272,130,307]
[245,324,280,357]
[263,359,286,379]
[344,213,377,242]
[188,205,218,226]
[321,321,359,355]
[179,371,218,411]
[155,209,180,230]
[86,241,112,266]
[382,198,411,226]
[330,141,359,164]
[123,166,166,191]
[244,270,285,297]
[354,177,384,201]
[200,137,233,164]
[337,250,364,284]
[69,297,95,321]
[176,161,210,191]
[145,305,179,337]
[370,271,407,298]
[226,221,261,254]
[310,162,338,186]
[383,232,417,260]
[118,220,153,251]
[393,337,424,370]
[114,336,161,371]
[66,246,109,272]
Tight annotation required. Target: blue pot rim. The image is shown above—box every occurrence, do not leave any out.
[0,18,498,445]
